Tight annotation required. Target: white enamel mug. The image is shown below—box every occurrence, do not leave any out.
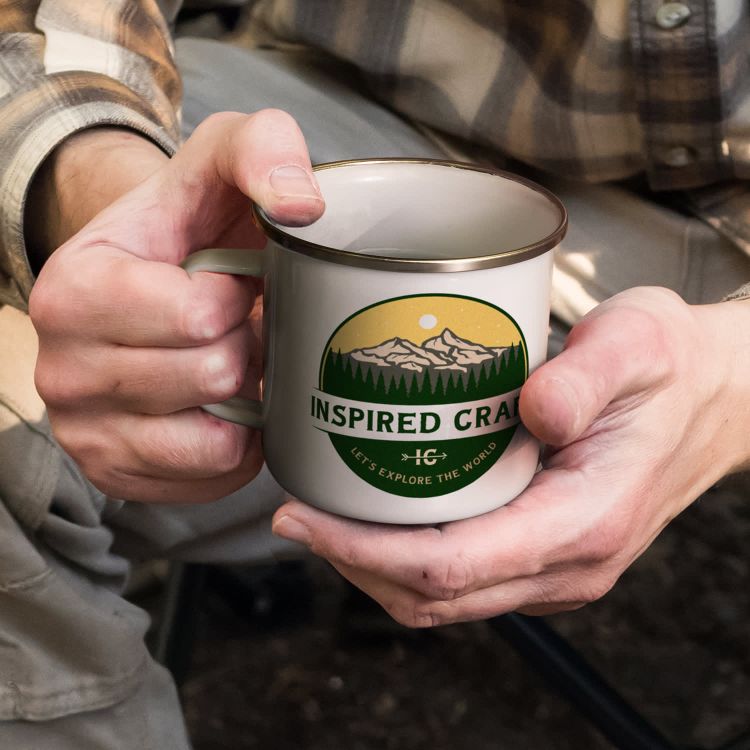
[182,159,567,524]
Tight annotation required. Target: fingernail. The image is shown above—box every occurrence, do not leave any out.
[272,515,311,546]
[269,165,321,199]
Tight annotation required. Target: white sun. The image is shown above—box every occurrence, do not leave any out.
[419,314,438,329]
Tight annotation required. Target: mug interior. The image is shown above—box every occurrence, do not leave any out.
[274,161,563,260]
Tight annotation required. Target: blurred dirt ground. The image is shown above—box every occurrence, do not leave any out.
[150,473,750,750]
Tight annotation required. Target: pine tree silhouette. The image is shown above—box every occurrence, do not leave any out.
[391,374,407,401]
[373,369,386,401]
[465,368,478,396]
[433,373,446,399]
[362,365,374,392]
[475,363,487,394]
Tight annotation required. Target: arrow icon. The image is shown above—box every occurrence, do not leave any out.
[401,449,447,465]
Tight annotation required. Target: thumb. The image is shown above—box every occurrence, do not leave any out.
[177,108,325,227]
[519,302,671,446]
[109,109,325,263]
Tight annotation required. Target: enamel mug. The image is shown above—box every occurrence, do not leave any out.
[182,159,567,524]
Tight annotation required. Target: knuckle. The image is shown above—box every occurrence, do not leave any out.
[35,358,92,408]
[205,423,248,474]
[55,425,111,488]
[524,577,559,607]
[250,107,299,133]
[200,350,243,402]
[532,575,578,607]
[580,535,617,565]
[332,540,361,569]
[86,459,146,501]
[555,504,631,567]
[147,421,247,476]
[34,360,62,405]
[619,307,665,348]
[28,282,49,326]
[578,516,629,564]
[605,288,692,373]
[143,434,193,474]
[420,553,475,601]
[28,276,64,332]
[48,417,78,457]
[577,573,617,604]
[74,444,107,479]
[444,554,477,598]
[182,292,228,344]
[387,599,441,629]
[84,465,123,499]
[523,555,548,579]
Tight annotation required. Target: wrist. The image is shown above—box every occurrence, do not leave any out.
[25,127,169,269]
[694,297,750,475]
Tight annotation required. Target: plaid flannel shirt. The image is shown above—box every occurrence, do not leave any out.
[1,0,749,310]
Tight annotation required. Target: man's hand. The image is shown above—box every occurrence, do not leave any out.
[29,110,324,502]
[272,288,750,624]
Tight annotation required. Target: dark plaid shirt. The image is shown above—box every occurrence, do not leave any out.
[1,0,749,309]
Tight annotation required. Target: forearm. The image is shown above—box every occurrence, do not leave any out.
[24,128,170,267]
[0,0,181,311]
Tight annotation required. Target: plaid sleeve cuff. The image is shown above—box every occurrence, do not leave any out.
[0,72,179,312]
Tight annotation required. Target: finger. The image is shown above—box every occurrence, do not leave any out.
[98,454,264,503]
[520,297,678,446]
[51,407,262,484]
[98,448,264,503]
[422,577,582,624]
[332,561,578,627]
[272,467,598,602]
[37,320,256,414]
[214,108,325,227]
[124,410,259,480]
[33,247,258,347]
[330,561,438,628]
[515,602,585,616]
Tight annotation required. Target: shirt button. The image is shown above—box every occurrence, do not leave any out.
[655,3,692,29]
[657,145,696,167]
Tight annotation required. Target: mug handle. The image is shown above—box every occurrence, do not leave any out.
[180,248,265,429]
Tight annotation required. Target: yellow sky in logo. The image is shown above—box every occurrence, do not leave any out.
[328,295,523,353]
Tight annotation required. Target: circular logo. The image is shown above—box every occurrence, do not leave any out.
[311,294,527,497]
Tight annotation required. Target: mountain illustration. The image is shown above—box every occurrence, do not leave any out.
[347,328,509,375]
[321,328,524,405]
